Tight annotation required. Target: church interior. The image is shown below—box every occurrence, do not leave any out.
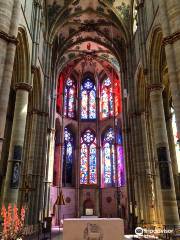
[0,0,180,239]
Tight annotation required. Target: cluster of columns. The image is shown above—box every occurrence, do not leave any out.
[127,0,180,227]
[0,0,21,194]
[150,84,179,224]
[3,83,32,203]
[158,0,180,146]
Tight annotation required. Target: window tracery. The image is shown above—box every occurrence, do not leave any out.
[81,78,96,120]
[80,129,97,185]
[64,78,76,118]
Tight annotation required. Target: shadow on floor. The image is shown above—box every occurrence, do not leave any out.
[26,227,63,240]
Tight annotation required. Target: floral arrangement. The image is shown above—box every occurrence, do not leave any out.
[0,204,25,240]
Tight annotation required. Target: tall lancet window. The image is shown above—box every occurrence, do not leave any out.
[80,129,97,184]
[63,127,74,186]
[100,78,113,119]
[117,129,125,186]
[101,128,115,187]
[101,128,125,187]
[81,78,96,120]
[64,78,76,118]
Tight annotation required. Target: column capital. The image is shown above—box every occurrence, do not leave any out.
[15,82,32,92]
[0,30,18,45]
[162,31,180,46]
[147,84,164,92]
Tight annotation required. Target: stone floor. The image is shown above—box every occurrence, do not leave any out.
[27,227,63,240]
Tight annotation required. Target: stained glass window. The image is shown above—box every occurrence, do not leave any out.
[117,130,125,186]
[101,128,125,187]
[100,76,121,119]
[81,78,96,120]
[64,78,76,118]
[63,127,74,186]
[100,78,113,119]
[102,128,115,186]
[80,129,97,184]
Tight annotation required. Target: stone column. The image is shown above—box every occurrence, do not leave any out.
[158,0,180,142]
[3,82,32,204]
[150,84,179,224]
[0,0,21,180]
[130,113,149,224]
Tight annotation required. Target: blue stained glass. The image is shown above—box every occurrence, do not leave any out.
[104,78,111,86]
[117,130,123,145]
[104,143,112,184]
[80,129,97,184]
[89,90,96,119]
[83,129,95,144]
[84,79,94,90]
[80,143,88,184]
[105,128,114,143]
[89,143,97,184]
[81,78,96,120]
[63,127,74,185]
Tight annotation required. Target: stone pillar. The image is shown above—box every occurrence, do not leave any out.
[130,113,150,224]
[158,0,180,141]
[3,82,32,204]
[0,0,21,180]
[150,84,179,224]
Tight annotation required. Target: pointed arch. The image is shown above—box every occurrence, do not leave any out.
[148,26,163,84]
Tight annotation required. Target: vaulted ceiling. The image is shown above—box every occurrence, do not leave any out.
[45,0,135,78]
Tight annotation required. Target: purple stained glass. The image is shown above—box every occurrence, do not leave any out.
[117,145,125,186]
[64,88,68,116]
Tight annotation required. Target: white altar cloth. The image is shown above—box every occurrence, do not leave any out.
[63,218,124,240]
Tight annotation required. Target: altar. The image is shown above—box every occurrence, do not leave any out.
[63,218,124,240]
